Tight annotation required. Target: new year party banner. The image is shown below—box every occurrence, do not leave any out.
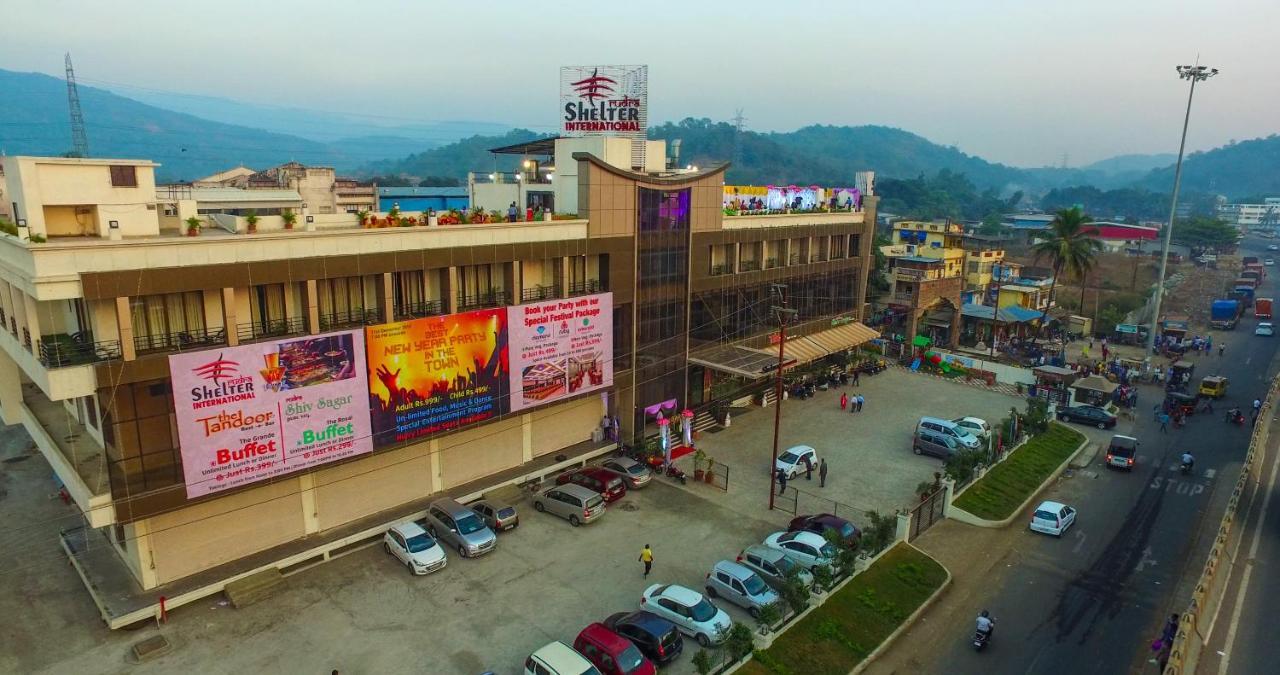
[169,330,373,498]
[507,293,613,412]
[366,308,508,447]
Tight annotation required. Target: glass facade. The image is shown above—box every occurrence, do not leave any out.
[633,188,691,435]
[689,269,862,347]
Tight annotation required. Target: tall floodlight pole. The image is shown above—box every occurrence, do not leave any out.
[1147,64,1218,353]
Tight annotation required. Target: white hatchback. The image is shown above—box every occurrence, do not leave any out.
[640,583,732,647]
[762,530,837,570]
[383,521,447,575]
[952,416,991,441]
[774,445,818,480]
[1257,322,1275,337]
[1029,501,1077,537]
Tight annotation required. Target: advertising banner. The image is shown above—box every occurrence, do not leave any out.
[560,65,648,138]
[169,330,373,499]
[366,308,508,447]
[507,293,613,412]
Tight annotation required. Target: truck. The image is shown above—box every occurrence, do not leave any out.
[1257,298,1274,320]
[1211,299,1243,330]
[1242,269,1263,283]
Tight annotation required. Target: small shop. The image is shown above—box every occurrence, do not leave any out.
[1031,364,1079,406]
[1069,374,1119,408]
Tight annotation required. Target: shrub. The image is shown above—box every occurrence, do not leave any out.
[812,564,835,592]
[0,218,17,236]
[859,511,898,556]
[944,448,988,484]
[755,601,783,635]
[724,622,756,661]
[1024,398,1050,434]
[27,233,46,243]
[779,568,812,615]
[692,649,714,675]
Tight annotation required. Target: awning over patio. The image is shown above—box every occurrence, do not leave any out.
[961,303,1045,324]
[688,344,789,379]
[1072,374,1119,395]
[689,322,880,379]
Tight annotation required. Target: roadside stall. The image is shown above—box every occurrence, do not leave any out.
[1158,316,1191,356]
[1069,374,1119,408]
[1113,323,1148,346]
[1031,365,1078,406]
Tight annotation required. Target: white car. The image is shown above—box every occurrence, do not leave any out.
[1269,244,1279,252]
[1029,500,1077,537]
[1257,322,1275,337]
[762,530,837,570]
[1267,258,1276,266]
[383,522,447,575]
[952,416,991,441]
[774,445,818,479]
[640,583,732,647]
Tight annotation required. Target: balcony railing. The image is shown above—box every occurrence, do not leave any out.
[135,326,228,354]
[810,255,826,263]
[522,285,561,302]
[710,263,731,276]
[765,257,779,269]
[739,260,761,272]
[568,279,603,296]
[22,327,32,352]
[457,290,507,310]
[0,307,5,329]
[394,300,444,321]
[38,333,122,367]
[237,317,307,344]
[789,254,802,265]
[318,308,382,331]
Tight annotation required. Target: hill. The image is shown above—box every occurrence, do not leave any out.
[1137,135,1280,199]
[1083,153,1176,175]
[368,129,544,179]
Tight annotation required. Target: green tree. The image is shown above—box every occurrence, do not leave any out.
[1171,216,1239,251]
[978,212,1005,236]
[1031,207,1102,342]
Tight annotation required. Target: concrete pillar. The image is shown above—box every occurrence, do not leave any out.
[299,473,319,535]
[895,511,912,544]
[304,280,320,334]
[559,257,571,299]
[502,262,517,304]
[221,288,238,346]
[0,348,22,425]
[8,285,27,349]
[445,267,459,314]
[22,293,41,354]
[733,242,742,273]
[115,297,136,361]
[429,439,442,494]
[521,413,533,463]
[379,273,394,323]
[132,520,160,590]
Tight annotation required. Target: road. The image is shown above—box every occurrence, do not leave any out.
[906,238,1280,675]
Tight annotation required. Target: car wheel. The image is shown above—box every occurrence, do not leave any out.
[383,542,391,555]
[1059,413,1070,421]
[913,446,922,455]
[458,544,467,558]
[1097,421,1108,429]
[569,515,581,527]
[533,501,545,512]
[705,586,718,599]
[749,606,761,619]
[697,633,711,648]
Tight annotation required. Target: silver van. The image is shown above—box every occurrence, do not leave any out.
[421,497,497,558]
[736,544,814,591]
[917,416,981,449]
[532,483,606,526]
[913,428,961,459]
[705,560,781,619]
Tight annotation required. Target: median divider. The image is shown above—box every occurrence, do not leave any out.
[947,425,1091,528]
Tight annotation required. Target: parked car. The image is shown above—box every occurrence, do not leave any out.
[736,544,814,591]
[602,611,684,666]
[1257,322,1275,337]
[599,456,653,489]
[912,429,962,459]
[574,623,655,675]
[774,445,818,479]
[470,499,519,532]
[787,513,861,549]
[420,498,497,558]
[952,416,991,441]
[1267,258,1275,266]
[525,641,602,675]
[762,530,837,570]
[1056,405,1117,429]
[1269,244,1279,252]
[1029,500,1077,537]
[532,483,606,527]
[917,417,982,449]
[704,560,781,618]
[640,583,732,647]
[382,522,447,576]
[1105,435,1139,470]
[557,467,628,503]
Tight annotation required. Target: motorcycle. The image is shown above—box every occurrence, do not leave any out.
[664,463,687,484]
[1179,460,1194,476]
[973,626,993,651]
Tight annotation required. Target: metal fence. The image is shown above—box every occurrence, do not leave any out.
[908,486,946,541]
[707,459,730,492]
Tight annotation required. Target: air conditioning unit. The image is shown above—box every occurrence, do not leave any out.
[75,206,92,215]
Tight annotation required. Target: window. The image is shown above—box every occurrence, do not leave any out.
[130,291,213,351]
[317,276,368,325]
[109,165,138,187]
[393,270,425,315]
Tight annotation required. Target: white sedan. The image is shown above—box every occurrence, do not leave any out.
[762,530,837,570]
[640,583,732,647]
[1257,322,1275,337]
[1029,500,1077,537]
[774,445,818,480]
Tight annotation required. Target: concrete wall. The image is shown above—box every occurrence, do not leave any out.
[3,157,160,239]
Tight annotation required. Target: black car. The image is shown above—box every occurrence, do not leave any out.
[603,610,684,665]
[1057,404,1117,429]
[787,513,861,549]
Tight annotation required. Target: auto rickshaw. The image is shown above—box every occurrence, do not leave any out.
[1165,391,1199,417]
[1199,376,1229,399]
[1168,362,1196,391]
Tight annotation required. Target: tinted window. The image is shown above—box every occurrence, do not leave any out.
[689,597,717,622]
[840,523,856,538]
[606,477,624,491]
[1034,509,1057,520]
[455,513,486,535]
[498,507,517,519]
[819,543,837,558]
[743,573,768,595]
[405,533,436,553]
[586,495,604,509]
[617,645,646,674]
[779,451,799,464]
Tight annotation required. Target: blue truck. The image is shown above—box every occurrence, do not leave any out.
[1211,298,1243,330]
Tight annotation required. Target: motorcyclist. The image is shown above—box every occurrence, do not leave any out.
[976,610,995,638]
[1181,451,1195,472]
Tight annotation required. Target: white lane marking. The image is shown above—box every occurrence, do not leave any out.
[1206,468,1217,479]
[1072,530,1088,554]
[1246,356,1252,365]
[1215,434,1280,675]
[1135,546,1158,573]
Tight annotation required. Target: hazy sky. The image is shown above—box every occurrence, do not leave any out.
[2,0,1277,167]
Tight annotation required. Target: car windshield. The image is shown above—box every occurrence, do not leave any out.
[840,523,856,538]
[404,533,435,553]
[742,573,768,595]
[607,478,624,490]
[586,495,604,509]
[819,543,837,558]
[455,514,486,535]
[779,451,799,464]
[617,645,646,673]
[626,464,647,475]
[497,507,516,519]
[690,597,718,623]
[774,555,799,574]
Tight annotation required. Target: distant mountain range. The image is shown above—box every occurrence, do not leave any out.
[2,66,1276,199]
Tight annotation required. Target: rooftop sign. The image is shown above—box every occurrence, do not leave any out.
[560,66,648,139]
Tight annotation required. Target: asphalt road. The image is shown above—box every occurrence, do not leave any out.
[919,238,1280,675]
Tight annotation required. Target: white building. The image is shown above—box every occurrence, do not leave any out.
[1218,198,1280,227]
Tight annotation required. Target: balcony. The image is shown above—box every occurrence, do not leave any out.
[458,290,508,311]
[810,255,825,263]
[568,279,603,296]
[394,300,444,321]
[237,317,307,344]
[37,332,122,367]
[710,263,731,276]
[318,308,382,331]
[134,326,228,354]
[739,260,761,272]
[789,254,802,265]
[22,327,32,352]
[765,257,779,269]
[522,285,561,302]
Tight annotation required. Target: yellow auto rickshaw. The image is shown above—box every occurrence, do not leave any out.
[1199,375,1229,399]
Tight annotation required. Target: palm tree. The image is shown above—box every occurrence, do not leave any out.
[1031,207,1101,342]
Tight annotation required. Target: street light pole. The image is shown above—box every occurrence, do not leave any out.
[1147,63,1218,354]
[769,284,796,511]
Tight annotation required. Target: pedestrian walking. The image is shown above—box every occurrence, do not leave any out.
[1253,398,1262,413]
[776,468,788,494]
[804,455,813,480]
[853,369,861,386]
[819,458,828,488]
[1162,613,1180,644]
[856,394,865,412]
[840,392,848,410]
[1219,344,1225,357]
[1152,403,1162,422]
[639,544,654,577]
[1159,412,1170,433]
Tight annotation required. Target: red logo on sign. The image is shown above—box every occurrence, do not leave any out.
[192,354,240,384]
[571,69,616,102]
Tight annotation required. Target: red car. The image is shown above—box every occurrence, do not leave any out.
[556,467,628,503]
[574,623,656,675]
[787,513,861,549]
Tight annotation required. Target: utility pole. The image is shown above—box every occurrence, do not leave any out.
[990,262,1004,359]
[1147,63,1218,353]
[769,284,796,511]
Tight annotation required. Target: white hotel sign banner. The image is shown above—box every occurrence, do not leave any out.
[560,65,648,139]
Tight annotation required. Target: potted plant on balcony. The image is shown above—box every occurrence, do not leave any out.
[281,209,297,230]
[355,210,370,228]
[185,216,202,237]
[244,209,259,234]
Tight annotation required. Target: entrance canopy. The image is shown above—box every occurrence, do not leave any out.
[690,322,880,380]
